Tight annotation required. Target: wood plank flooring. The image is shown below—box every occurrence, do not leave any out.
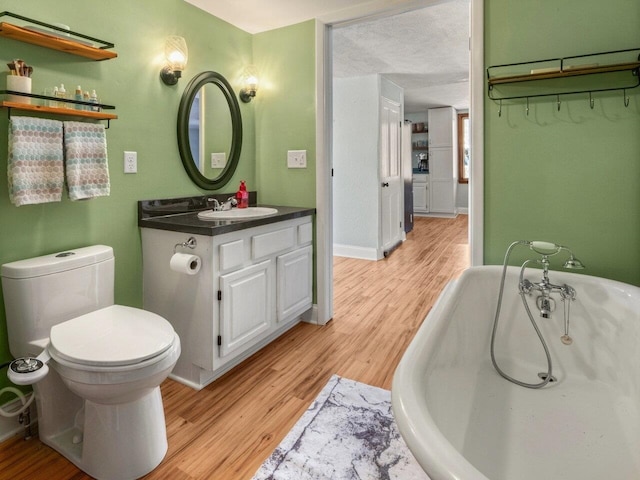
[0,215,469,480]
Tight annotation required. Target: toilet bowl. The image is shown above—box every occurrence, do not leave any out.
[1,245,181,480]
[47,305,180,404]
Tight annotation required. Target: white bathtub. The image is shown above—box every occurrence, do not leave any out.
[392,266,640,480]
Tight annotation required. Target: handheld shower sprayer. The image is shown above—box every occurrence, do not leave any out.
[490,240,584,389]
[528,241,586,270]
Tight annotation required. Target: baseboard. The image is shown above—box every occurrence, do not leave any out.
[457,207,469,214]
[301,304,326,325]
[333,244,378,261]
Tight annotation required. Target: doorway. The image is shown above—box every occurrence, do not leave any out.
[314,0,484,324]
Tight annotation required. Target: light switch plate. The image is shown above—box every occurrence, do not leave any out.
[211,152,226,168]
[287,150,307,168]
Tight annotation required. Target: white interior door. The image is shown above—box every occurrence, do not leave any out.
[380,96,402,254]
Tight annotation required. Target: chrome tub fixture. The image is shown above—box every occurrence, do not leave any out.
[491,240,585,389]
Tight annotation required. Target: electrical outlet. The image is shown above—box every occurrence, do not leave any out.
[211,152,226,168]
[124,151,137,173]
[287,150,307,168]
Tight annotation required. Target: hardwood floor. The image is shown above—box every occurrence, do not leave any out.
[0,215,469,480]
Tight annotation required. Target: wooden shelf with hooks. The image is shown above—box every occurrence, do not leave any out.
[487,48,640,102]
[488,61,640,87]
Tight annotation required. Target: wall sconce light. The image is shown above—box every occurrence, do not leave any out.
[160,36,188,85]
[239,66,259,102]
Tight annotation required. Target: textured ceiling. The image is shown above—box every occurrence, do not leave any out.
[185,0,470,112]
[332,1,470,112]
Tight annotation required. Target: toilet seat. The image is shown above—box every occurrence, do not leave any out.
[49,305,176,368]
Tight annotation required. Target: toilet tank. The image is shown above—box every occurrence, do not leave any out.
[1,245,115,358]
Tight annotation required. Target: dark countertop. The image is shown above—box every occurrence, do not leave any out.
[138,194,315,236]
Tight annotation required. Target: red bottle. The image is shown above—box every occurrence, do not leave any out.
[236,180,249,208]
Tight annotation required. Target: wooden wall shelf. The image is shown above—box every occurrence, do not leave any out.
[487,48,640,102]
[0,12,117,61]
[1,101,117,120]
[489,61,640,87]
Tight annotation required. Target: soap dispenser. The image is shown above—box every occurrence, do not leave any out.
[236,181,249,209]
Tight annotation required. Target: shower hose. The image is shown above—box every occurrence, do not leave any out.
[490,240,554,389]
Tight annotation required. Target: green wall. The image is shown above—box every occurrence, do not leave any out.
[484,0,640,285]
[0,1,316,398]
[253,21,316,207]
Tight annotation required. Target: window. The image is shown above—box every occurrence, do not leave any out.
[457,113,470,184]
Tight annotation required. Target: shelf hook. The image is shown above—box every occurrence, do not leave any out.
[624,89,630,107]
[589,92,594,109]
[557,95,561,111]
[498,99,502,117]
[526,97,530,116]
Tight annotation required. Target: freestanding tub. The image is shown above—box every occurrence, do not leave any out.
[392,266,640,480]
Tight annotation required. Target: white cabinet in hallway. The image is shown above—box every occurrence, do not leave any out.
[427,107,458,214]
[413,173,429,213]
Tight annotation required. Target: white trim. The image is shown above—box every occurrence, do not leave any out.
[469,0,484,266]
[301,304,319,324]
[318,0,451,27]
[315,21,333,325]
[333,244,380,261]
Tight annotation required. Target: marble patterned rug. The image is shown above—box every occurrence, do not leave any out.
[252,375,430,480]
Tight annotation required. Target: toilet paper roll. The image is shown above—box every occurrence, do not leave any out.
[169,252,201,275]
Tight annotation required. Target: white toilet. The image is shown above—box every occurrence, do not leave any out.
[1,245,181,480]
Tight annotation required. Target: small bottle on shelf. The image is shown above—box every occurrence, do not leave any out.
[90,89,100,112]
[57,84,67,108]
[74,85,83,110]
[52,86,59,108]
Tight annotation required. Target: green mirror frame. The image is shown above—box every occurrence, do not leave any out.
[177,71,243,190]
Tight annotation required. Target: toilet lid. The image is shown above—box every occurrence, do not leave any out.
[49,305,176,367]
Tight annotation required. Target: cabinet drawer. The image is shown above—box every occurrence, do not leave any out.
[252,227,295,259]
[298,222,312,245]
[219,239,244,271]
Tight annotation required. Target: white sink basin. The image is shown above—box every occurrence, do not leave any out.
[197,207,278,220]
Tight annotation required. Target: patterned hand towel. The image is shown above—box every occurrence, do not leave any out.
[64,121,110,201]
[8,116,64,206]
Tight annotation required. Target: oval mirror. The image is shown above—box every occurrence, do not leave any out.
[177,71,243,189]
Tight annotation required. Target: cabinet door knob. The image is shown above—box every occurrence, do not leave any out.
[381,182,389,187]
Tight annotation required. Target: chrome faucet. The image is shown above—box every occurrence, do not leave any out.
[517,242,584,344]
[490,240,585,389]
[209,197,238,211]
[519,255,577,318]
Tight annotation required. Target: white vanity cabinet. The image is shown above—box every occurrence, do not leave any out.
[141,214,313,390]
[219,260,272,358]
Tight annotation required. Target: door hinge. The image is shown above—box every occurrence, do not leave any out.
[217,335,222,346]
[331,168,334,177]
[217,290,222,301]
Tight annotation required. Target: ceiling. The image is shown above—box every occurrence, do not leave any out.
[184,0,470,112]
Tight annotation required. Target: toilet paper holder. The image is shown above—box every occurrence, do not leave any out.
[174,237,197,253]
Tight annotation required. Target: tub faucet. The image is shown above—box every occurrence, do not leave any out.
[518,243,583,345]
[519,255,577,318]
